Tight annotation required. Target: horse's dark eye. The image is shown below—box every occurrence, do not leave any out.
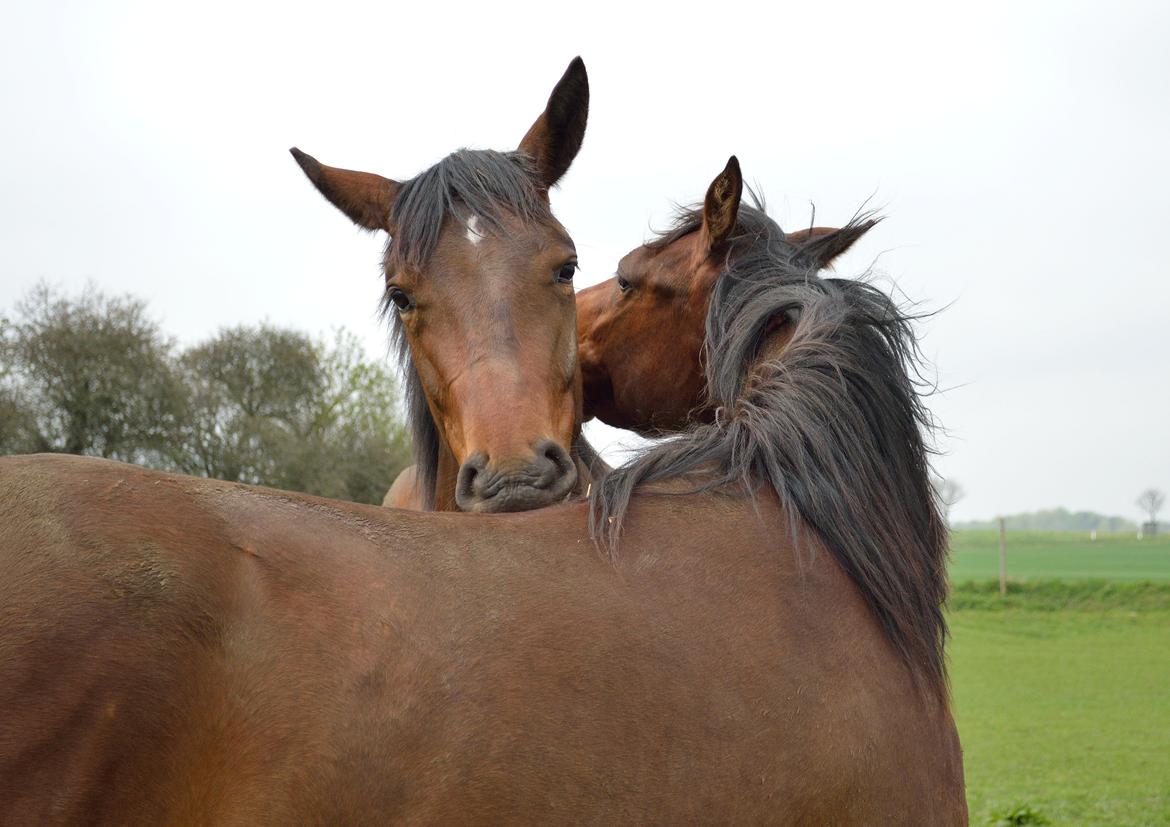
[556,262,578,284]
[617,276,631,293]
[387,287,413,311]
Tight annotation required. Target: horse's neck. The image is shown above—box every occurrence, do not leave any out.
[572,432,609,491]
[744,325,799,387]
[431,444,461,512]
[757,335,788,366]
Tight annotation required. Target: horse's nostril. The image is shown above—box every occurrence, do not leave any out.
[534,439,573,477]
[456,452,489,503]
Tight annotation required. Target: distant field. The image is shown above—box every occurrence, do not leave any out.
[949,591,1170,825]
[946,535,1170,825]
[948,530,1170,582]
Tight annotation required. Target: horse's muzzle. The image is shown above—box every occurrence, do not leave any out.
[454,439,578,513]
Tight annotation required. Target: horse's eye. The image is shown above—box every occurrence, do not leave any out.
[556,262,578,284]
[387,287,413,311]
[617,276,631,293]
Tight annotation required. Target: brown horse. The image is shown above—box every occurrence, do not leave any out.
[293,58,592,513]
[578,193,877,435]
[578,157,950,675]
[578,154,965,793]
[0,452,964,825]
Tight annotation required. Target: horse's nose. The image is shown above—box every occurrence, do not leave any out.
[455,439,578,513]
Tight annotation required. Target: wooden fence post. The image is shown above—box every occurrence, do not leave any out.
[998,517,1007,598]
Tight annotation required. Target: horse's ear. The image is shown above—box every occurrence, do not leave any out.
[791,218,881,269]
[290,148,401,232]
[518,57,589,190]
[699,156,744,253]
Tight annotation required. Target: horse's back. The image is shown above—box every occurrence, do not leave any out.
[0,455,251,821]
[0,455,965,824]
[0,455,410,823]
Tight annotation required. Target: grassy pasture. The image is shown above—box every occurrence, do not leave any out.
[948,578,1170,825]
[948,530,1170,582]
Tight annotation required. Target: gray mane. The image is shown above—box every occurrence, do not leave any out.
[590,199,950,696]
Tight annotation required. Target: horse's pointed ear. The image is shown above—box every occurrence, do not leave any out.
[518,57,589,190]
[699,156,744,253]
[791,217,881,269]
[290,147,401,232]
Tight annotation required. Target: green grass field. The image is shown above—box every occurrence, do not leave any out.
[947,536,1170,826]
[949,530,1170,582]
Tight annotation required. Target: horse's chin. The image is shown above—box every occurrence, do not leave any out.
[456,474,578,514]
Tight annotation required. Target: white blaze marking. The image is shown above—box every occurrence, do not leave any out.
[465,215,485,246]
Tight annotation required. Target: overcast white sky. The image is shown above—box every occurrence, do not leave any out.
[2,0,1167,522]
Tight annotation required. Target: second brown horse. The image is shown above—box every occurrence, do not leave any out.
[577,155,964,808]
[294,59,592,513]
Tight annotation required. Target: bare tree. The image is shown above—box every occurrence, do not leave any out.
[1136,488,1165,530]
[931,474,966,524]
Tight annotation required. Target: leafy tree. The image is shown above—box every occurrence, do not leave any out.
[178,325,409,503]
[295,330,411,504]
[0,315,40,453]
[0,283,185,464]
[178,325,325,484]
[0,384,42,455]
[1,284,410,505]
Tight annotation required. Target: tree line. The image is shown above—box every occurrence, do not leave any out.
[952,508,1137,533]
[0,283,410,504]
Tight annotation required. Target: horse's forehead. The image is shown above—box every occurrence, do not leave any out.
[464,215,486,247]
[636,239,694,286]
[453,211,571,257]
[412,215,568,290]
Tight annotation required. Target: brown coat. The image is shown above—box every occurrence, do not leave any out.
[1,454,964,824]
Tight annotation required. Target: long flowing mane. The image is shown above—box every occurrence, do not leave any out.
[378,149,551,509]
[590,199,950,696]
